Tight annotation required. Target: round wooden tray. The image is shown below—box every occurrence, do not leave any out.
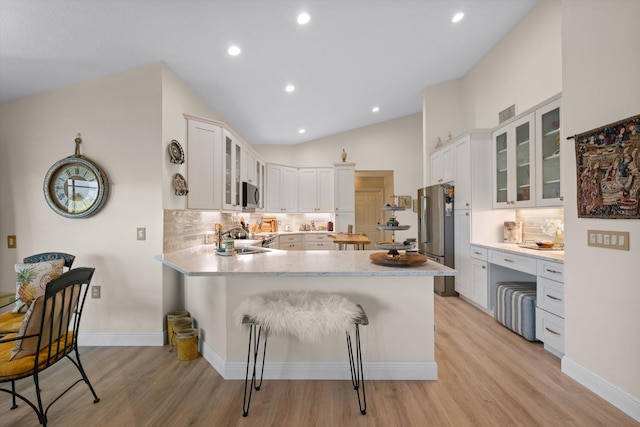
[369,252,427,267]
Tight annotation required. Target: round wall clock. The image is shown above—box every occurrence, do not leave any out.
[43,135,110,218]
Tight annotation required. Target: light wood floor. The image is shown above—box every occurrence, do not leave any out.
[2,295,637,426]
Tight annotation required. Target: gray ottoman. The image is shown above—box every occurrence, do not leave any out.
[494,282,538,341]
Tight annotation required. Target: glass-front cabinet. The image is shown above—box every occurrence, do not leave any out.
[492,112,536,208]
[223,130,242,211]
[535,98,562,206]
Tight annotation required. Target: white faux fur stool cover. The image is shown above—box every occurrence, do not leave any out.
[234,291,363,342]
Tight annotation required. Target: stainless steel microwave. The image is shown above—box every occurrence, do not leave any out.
[242,182,260,208]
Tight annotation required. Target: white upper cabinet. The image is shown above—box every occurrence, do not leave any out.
[535,98,563,206]
[430,144,454,185]
[492,112,536,208]
[443,130,491,211]
[298,168,334,212]
[186,119,223,210]
[266,164,298,212]
[334,164,355,212]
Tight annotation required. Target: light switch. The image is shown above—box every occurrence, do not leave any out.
[587,229,629,250]
[137,227,146,241]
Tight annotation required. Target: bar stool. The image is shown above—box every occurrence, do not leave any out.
[235,291,369,417]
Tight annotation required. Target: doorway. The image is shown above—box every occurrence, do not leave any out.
[355,171,394,249]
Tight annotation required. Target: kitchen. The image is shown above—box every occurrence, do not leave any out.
[0,0,638,423]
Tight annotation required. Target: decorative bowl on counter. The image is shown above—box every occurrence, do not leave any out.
[535,241,554,249]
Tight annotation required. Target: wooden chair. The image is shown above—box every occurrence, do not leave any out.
[0,253,75,334]
[0,267,99,426]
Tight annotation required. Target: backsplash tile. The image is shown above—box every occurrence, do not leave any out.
[516,208,564,243]
[163,210,335,252]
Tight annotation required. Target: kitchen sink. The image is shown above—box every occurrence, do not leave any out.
[234,247,271,255]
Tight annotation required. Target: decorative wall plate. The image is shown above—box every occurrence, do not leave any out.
[173,173,188,196]
[168,140,185,164]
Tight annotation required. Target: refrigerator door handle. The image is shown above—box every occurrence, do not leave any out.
[421,195,430,244]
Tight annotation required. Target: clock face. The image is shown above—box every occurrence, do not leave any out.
[43,156,109,218]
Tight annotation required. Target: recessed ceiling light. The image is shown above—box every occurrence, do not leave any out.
[372,106,380,113]
[297,12,311,25]
[452,12,464,23]
[299,128,306,134]
[228,45,241,56]
[285,84,296,93]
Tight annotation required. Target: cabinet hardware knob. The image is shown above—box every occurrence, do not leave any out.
[546,269,561,274]
[545,327,561,335]
[504,258,515,263]
[482,265,486,270]
[474,251,482,255]
[546,294,562,301]
[560,196,564,201]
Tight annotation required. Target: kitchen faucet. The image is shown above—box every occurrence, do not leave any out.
[217,226,246,249]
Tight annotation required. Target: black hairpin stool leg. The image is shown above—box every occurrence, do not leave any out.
[346,324,366,415]
[243,323,268,417]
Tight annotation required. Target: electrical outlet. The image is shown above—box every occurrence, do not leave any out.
[137,227,146,241]
[587,229,629,251]
[7,235,16,248]
[91,285,101,299]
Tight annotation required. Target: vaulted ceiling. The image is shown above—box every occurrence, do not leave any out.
[0,0,537,144]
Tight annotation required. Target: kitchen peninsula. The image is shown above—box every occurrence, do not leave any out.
[158,246,455,381]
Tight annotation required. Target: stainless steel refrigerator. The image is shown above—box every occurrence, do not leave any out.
[418,184,457,296]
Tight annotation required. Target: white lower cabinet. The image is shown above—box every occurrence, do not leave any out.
[279,234,303,250]
[470,246,488,309]
[303,233,335,250]
[535,259,565,356]
[454,210,471,298]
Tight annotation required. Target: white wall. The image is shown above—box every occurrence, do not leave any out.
[561,0,640,416]
[0,63,164,336]
[423,0,562,160]
[0,62,229,343]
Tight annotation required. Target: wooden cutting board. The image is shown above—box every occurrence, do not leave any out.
[369,252,427,267]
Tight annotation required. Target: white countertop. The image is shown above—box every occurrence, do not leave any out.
[157,245,456,277]
[472,242,564,262]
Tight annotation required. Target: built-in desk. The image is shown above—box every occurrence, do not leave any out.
[472,243,565,357]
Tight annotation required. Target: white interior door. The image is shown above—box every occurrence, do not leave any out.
[355,189,384,248]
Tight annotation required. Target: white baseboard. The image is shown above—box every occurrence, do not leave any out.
[78,332,164,347]
[200,340,438,380]
[562,356,640,422]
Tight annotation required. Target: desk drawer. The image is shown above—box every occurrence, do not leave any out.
[303,242,334,250]
[488,250,537,275]
[304,233,332,243]
[537,277,564,318]
[536,308,565,354]
[280,234,303,244]
[470,246,488,261]
[537,259,564,282]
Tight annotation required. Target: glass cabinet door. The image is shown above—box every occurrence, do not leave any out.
[235,143,241,207]
[224,136,233,207]
[515,121,531,203]
[494,130,508,205]
[536,98,562,206]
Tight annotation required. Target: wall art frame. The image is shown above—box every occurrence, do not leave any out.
[573,114,640,219]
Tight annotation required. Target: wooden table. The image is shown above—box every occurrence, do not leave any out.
[328,233,371,250]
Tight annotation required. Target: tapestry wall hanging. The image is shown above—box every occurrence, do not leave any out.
[574,114,640,219]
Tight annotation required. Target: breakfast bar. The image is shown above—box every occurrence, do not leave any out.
[158,246,455,381]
